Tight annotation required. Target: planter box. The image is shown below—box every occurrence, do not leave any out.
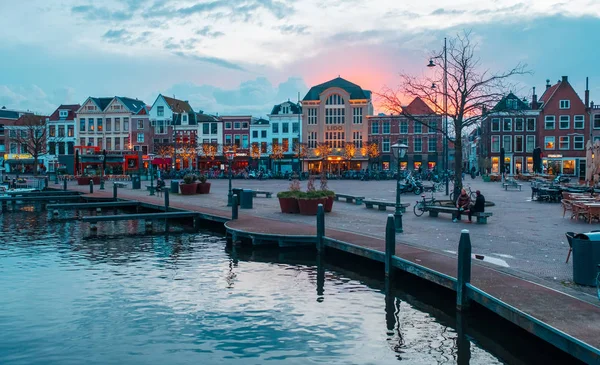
[324,196,334,213]
[179,183,197,195]
[298,198,327,216]
[197,182,211,194]
[278,197,300,214]
[77,176,101,185]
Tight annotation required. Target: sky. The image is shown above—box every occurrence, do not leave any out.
[0,0,599,116]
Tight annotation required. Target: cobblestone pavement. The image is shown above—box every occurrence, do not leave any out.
[74,176,599,300]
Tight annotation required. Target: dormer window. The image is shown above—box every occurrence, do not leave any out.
[59,110,68,118]
[559,100,570,109]
[182,114,188,125]
[506,99,518,109]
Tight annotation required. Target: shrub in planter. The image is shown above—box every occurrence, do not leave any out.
[77,176,101,185]
[277,190,300,213]
[297,191,327,216]
[180,174,198,195]
[197,174,211,194]
[320,190,335,212]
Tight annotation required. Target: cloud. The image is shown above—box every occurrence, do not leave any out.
[71,5,133,21]
[173,51,246,71]
[278,24,309,35]
[102,29,152,45]
[431,8,466,15]
[144,0,294,21]
[195,26,225,38]
[0,85,76,114]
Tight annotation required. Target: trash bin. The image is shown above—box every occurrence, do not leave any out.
[171,180,180,194]
[232,188,243,205]
[572,232,600,286]
[132,175,141,190]
[240,189,253,209]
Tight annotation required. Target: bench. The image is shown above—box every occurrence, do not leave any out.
[427,206,493,224]
[113,182,128,188]
[364,199,409,212]
[474,211,493,224]
[334,193,365,205]
[503,181,522,191]
[145,185,163,195]
[252,190,272,198]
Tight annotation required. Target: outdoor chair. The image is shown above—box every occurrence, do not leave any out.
[565,232,575,263]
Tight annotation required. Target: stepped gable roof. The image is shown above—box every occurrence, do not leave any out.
[403,97,434,115]
[270,101,302,115]
[302,77,370,101]
[49,104,80,121]
[162,95,193,113]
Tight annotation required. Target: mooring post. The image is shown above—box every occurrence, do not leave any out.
[385,214,396,278]
[100,178,105,190]
[457,229,472,311]
[316,203,325,253]
[63,179,67,191]
[164,189,169,211]
[232,194,239,220]
[89,179,94,194]
[113,184,118,200]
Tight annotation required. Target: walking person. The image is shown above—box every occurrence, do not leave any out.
[467,190,485,223]
[453,188,471,223]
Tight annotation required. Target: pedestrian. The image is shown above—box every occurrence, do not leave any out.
[468,190,485,223]
[454,188,471,223]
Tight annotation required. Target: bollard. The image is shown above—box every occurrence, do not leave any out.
[89,179,94,194]
[164,189,169,211]
[457,229,472,311]
[232,194,239,220]
[385,214,396,278]
[456,311,471,364]
[113,183,118,200]
[316,204,325,253]
[53,209,59,216]
[90,223,98,231]
[96,208,102,213]
[54,174,59,184]
[100,178,105,190]
[63,179,67,191]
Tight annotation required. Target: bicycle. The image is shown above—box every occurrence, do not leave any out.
[413,192,442,217]
[449,184,477,202]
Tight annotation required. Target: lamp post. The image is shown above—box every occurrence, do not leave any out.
[226,149,235,206]
[391,141,408,233]
[428,37,449,196]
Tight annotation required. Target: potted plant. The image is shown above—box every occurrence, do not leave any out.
[197,174,211,194]
[77,175,101,185]
[297,177,327,215]
[320,173,335,212]
[179,173,197,195]
[277,179,301,213]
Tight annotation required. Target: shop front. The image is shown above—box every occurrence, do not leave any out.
[4,153,36,174]
[542,154,578,176]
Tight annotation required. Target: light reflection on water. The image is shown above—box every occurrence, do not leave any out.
[0,207,506,365]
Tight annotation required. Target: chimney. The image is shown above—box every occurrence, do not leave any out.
[562,76,568,83]
[532,87,538,109]
[585,77,590,108]
[546,79,551,90]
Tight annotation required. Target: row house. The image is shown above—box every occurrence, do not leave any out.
[482,76,590,177]
[222,115,251,169]
[249,118,270,170]
[301,77,373,173]
[196,112,221,170]
[4,113,47,174]
[0,107,28,162]
[46,104,79,172]
[130,106,153,155]
[367,98,443,171]
[267,100,302,173]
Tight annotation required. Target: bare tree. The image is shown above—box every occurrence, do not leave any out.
[10,114,47,176]
[379,31,529,191]
[154,142,173,158]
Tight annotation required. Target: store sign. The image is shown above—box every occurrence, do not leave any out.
[4,153,33,160]
[326,126,344,131]
[547,154,563,158]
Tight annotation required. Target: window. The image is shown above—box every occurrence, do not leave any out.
[545,116,555,129]
[292,122,299,133]
[157,106,164,116]
[429,121,437,134]
[526,118,536,131]
[325,107,345,124]
[491,136,500,153]
[559,100,570,109]
[272,123,279,134]
[242,122,249,129]
[414,123,422,134]
[382,138,390,152]
[260,142,267,153]
[112,104,121,110]
[502,135,512,152]
[86,105,95,111]
[400,121,408,134]
[137,120,144,129]
[58,126,65,137]
[353,107,363,124]
[325,131,345,148]
[225,134,232,145]
[574,136,584,150]
[308,131,317,148]
[58,142,65,155]
[49,126,55,137]
[545,136,555,150]
[371,122,379,134]
[353,131,362,148]
[503,118,512,132]
[308,109,317,125]
[88,118,94,131]
[559,136,569,150]
[491,118,500,132]
[252,130,258,138]
[326,94,344,105]
[59,110,68,118]
[79,138,85,147]
[559,115,570,129]
[225,122,232,129]
[115,118,121,131]
[234,135,241,147]
[242,135,249,148]
[234,122,240,129]
[211,123,218,134]
[123,118,129,131]
[106,118,111,132]
[428,138,436,152]
[380,121,390,134]
[115,137,121,150]
[182,114,188,124]
[88,137,94,146]
[261,130,267,138]
[514,118,524,132]
[9,143,16,154]
[48,142,56,155]
[282,123,289,133]
[68,125,74,137]
[515,135,523,152]
[97,138,103,148]
[414,137,422,152]
[137,133,144,143]
[574,115,584,129]
[20,130,27,138]
[97,118,103,131]
[506,98,518,109]
[594,114,600,129]
[202,123,210,134]
[282,138,289,152]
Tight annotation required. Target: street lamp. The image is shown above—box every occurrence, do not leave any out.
[226,149,235,206]
[391,140,408,233]
[427,37,449,196]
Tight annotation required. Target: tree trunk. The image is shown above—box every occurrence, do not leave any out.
[454,130,463,197]
[33,156,39,176]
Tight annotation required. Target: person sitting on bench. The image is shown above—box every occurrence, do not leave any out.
[454,188,471,223]
[156,178,165,191]
[468,190,485,223]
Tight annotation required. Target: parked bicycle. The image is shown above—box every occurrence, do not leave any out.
[413,192,442,217]
[449,184,477,202]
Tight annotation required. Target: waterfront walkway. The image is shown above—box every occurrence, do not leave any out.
[63,181,600,362]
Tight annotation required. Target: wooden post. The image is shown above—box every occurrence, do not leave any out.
[113,183,118,200]
[63,179,67,191]
[232,194,239,220]
[164,189,169,211]
[89,179,94,194]
[457,229,472,311]
[385,214,396,278]
[316,203,324,253]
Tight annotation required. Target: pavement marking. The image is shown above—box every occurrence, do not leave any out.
[443,250,510,268]
[492,253,515,259]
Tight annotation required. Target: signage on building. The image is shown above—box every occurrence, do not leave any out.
[326,126,344,131]
[3,153,33,160]
[547,154,563,158]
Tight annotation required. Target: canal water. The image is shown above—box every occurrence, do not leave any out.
[0,207,578,364]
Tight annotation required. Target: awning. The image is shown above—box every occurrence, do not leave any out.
[152,158,172,165]
[6,159,34,164]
